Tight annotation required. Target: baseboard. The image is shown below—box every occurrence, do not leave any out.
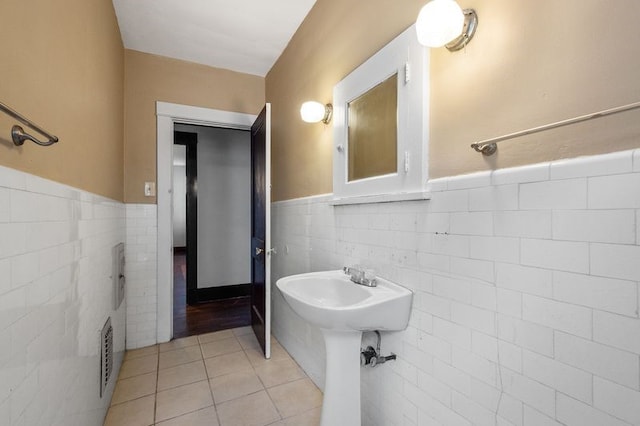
[189,283,251,303]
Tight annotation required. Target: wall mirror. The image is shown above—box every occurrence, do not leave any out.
[348,73,398,182]
[332,24,430,204]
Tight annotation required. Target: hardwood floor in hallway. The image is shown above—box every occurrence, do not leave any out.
[173,252,251,338]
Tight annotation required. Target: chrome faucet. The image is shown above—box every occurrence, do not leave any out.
[343,266,377,287]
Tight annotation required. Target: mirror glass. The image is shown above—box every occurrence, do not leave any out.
[347,73,398,181]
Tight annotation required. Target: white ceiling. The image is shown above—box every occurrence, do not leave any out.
[112,0,317,77]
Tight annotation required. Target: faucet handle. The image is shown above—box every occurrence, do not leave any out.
[352,266,365,281]
[344,264,362,274]
[364,269,376,281]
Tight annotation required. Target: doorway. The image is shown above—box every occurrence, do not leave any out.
[157,101,271,356]
[172,124,252,338]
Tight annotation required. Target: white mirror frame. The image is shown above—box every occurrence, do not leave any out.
[332,24,430,205]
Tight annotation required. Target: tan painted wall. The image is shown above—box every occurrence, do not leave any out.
[267,0,640,201]
[266,0,427,201]
[0,0,124,201]
[430,0,640,178]
[123,50,265,203]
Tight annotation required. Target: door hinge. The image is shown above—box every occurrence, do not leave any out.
[404,62,411,84]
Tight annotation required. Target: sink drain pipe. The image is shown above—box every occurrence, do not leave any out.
[360,330,397,367]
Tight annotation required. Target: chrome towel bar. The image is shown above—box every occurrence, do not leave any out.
[0,101,59,147]
[471,100,640,156]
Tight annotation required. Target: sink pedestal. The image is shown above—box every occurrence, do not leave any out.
[320,329,362,426]
[276,271,413,426]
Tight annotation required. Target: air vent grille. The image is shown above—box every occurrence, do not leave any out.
[100,317,113,398]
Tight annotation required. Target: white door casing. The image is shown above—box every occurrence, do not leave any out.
[156,101,256,343]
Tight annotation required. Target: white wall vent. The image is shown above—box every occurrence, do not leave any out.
[100,317,113,398]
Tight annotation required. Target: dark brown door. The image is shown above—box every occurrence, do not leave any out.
[174,131,198,305]
[250,104,271,358]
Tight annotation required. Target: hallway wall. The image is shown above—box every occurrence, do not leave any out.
[272,148,640,426]
[174,125,252,290]
[172,161,187,248]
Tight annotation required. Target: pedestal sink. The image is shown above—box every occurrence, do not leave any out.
[276,270,413,426]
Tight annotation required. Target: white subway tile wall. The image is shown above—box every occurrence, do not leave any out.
[124,204,157,349]
[0,166,126,426]
[271,149,640,426]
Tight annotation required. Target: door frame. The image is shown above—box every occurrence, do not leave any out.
[156,101,256,343]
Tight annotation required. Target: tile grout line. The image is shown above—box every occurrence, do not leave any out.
[153,345,159,426]
[246,340,285,423]
[202,337,224,426]
[156,337,213,424]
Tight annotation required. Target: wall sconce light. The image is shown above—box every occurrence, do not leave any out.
[300,101,333,124]
[416,0,477,51]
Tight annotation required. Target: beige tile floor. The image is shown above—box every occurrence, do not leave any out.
[104,327,322,426]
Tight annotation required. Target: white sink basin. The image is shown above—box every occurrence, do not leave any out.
[276,270,412,332]
[276,270,413,426]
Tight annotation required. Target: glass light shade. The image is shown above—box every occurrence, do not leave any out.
[416,0,464,47]
[300,101,327,123]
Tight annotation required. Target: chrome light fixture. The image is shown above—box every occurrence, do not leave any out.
[416,0,477,51]
[300,101,333,124]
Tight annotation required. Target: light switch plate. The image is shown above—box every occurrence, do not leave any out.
[144,182,156,197]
